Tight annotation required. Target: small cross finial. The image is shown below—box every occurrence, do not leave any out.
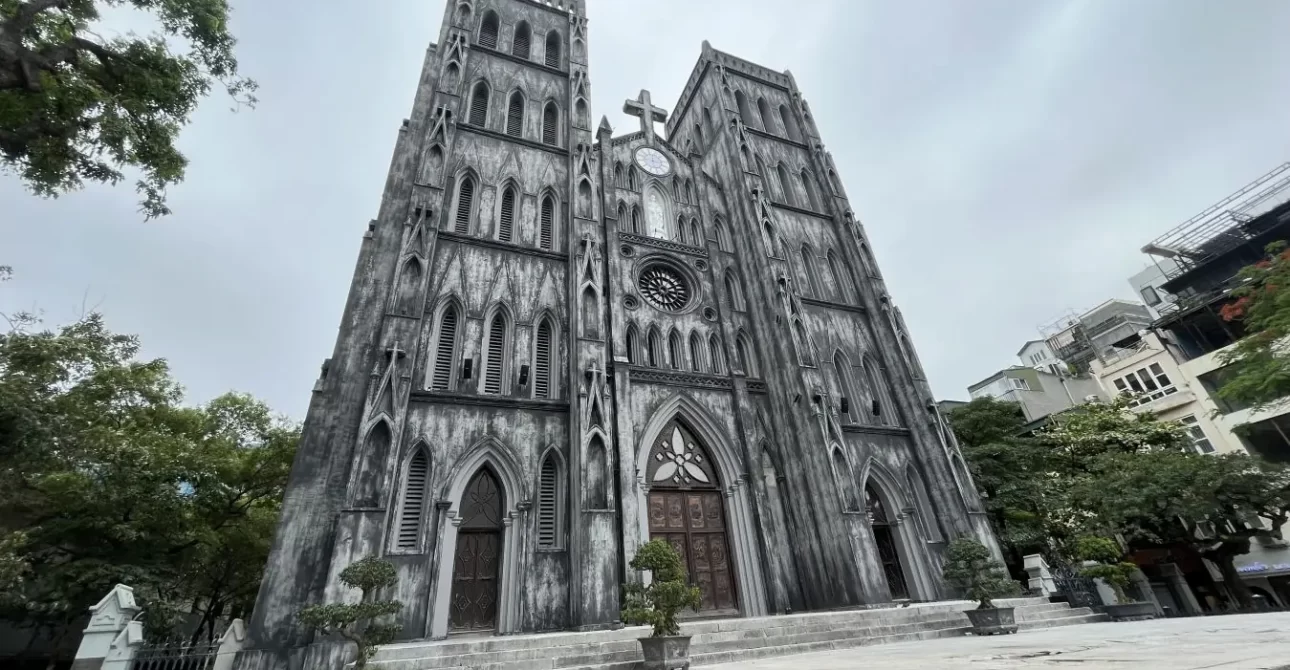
[387,341,406,360]
[623,89,668,142]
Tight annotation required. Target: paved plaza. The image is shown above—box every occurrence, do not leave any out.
[707,612,1290,669]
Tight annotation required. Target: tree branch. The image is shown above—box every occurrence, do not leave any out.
[10,0,71,32]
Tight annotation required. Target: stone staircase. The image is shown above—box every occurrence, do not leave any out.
[370,597,1107,670]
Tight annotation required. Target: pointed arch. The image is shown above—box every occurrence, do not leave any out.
[497,183,517,242]
[643,181,674,239]
[536,192,556,250]
[478,10,499,48]
[468,80,490,127]
[544,30,562,68]
[576,177,594,219]
[580,286,599,339]
[573,37,585,61]
[709,335,725,374]
[586,435,609,509]
[396,257,423,315]
[422,143,445,185]
[428,299,463,391]
[533,315,555,399]
[543,101,560,144]
[454,2,472,25]
[573,98,588,130]
[351,420,392,507]
[689,332,706,372]
[631,393,770,617]
[647,327,663,367]
[505,90,524,137]
[737,330,758,376]
[614,162,624,189]
[693,120,703,144]
[481,305,512,395]
[762,220,779,257]
[512,20,531,58]
[831,447,860,511]
[431,436,525,637]
[625,323,639,364]
[833,350,857,419]
[630,204,643,234]
[673,179,682,203]
[667,329,684,370]
[685,179,694,204]
[757,97,775,133]
[628,165,639,191]
[800,245,820,297]
[793,318,814,365]
[861,463,913,600]
[690,218,702,247]
[443,62,461,91]
[780,104,803,142]
[616,200,627,227]
[735,90,755,127]
[675,214,687,244]
[536,446,565,547]
[452,170,478,234]
[776,163,796,206]
[863,354,897,426]
[800,169,819,210]
[827,250,850,301]
[394,444,431,551]
[724,269,746,311]
[755,155,768,180]
[715,217,731,252]
[740,144,752,169]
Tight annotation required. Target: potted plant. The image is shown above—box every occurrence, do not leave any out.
[298,556,404,669]
[622,540,703,670]
[1076,536,1156,621]
[942,537,1022,635]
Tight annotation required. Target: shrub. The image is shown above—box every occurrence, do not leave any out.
[298,557,403,669]
[941,537,1020,609]
[621,540,702,637]
[1076,536,1138,605]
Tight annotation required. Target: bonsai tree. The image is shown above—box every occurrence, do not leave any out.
[298,557,403,669]
[621,540,702,637]
[1076,536,1139,605]
[942,537,1020,609]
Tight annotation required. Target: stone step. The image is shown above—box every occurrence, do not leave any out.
[368,597,1083,670]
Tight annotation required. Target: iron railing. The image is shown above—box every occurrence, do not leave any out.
[130,641,220,670]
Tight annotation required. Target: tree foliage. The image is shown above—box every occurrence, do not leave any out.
[621,539,702,637]
[0,0,257,217]
[298,557,402,670]
[1075,537,1138,605]
[940,537,1020,609]
[1214,242,1290,412]
[0,313,298,646]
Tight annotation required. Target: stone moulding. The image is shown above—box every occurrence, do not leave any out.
[619,233,709,258]
[629,367,733,391]
[841,423,911,437]
[408,391,572,412]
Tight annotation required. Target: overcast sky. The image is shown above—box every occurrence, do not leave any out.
[4,0,1290,418]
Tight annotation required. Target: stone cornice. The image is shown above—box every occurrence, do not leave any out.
[629,366,733,391]
[619,233,709,258]
[770,200,832,220]
[437,231,567,262]
[746,379,768,394]
[841,424,912,437]
[458,123,568,157]
[800,297,867,315]
[472,42,569,77]
[745,126,809,150]
[409,391,571,412]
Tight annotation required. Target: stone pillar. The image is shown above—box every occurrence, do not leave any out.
[1129,569,1165,615]
[72,585,143,670]
[1023,554,1057,597]
[1158,562,1204,615]
[212,619,247,670]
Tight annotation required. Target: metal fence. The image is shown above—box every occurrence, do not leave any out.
[1051,564,1106,610]
[129,641,220,670]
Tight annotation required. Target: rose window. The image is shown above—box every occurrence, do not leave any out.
[652,426,711,485]
[638,265,691,312]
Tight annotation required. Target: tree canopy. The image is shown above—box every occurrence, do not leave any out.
[0,313,297,648]
[0,0,256,218]
[1214,242,1290,412]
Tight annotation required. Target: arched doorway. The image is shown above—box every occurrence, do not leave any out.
[866,484,909,600]
[449,467,504,632]
[645,420,738,614]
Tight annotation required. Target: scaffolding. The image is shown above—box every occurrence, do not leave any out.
[1142,162,1290,280]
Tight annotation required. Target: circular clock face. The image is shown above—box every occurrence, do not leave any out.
[635,147,671,177]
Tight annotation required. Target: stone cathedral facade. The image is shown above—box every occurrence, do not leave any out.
[238,0,997,667]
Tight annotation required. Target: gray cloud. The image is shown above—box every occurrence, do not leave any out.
[3,0,1290,416]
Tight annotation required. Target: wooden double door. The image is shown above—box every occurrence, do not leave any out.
[450,468,503,632]
[648,490,738,613]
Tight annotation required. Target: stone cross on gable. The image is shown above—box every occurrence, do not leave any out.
[623,89,668,142]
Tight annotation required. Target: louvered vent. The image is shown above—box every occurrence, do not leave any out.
[469,86,489,126]
[483,314,505,394]
[539,198,554,250]
[479,16,498,49]
[534,321,552,398]
[506,96,523,137]
[396,452,429,549]
[454,179,474,233]
[431,308,458,390]
[542,106,558,145]
[537,456,558,547]
[499,189,515,242]
[544,33,560,68]
[513,25,530,58]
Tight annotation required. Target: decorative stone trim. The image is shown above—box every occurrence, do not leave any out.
[841,423,911,437]
[629,366,733,390]
[409,391,571,412]
[458,123,568,157]
[746,126,810,150]
[472,42,569,76]
[746,379,768,394]
[769,199,831,220]
[436,231,567,261]
[800,297,867,314]
[619,232,709,258]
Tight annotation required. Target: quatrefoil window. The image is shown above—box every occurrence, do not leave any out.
[652,426,710,485]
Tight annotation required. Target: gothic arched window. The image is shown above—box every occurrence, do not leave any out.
[481,310,510,395]
[644,184,672,240]
[395,447,430,550]
[478,10,499,49]
[497,185,516,242]
[737,331,758,376]
[690,218,702,247]
[776,163,796,206]
[780,103,803,142]
[544,30,562,68]
[793,319,814,365]
[800,169,819,210]
[834,352,856,418]
[668,330,683,370]
[725,270,746,311]
[757,97,776,133]
[715,217,731,252]
[647,328,662,367]
[468,81,490,127]
[543,102,559,145]
[625,324,639,364]
[453,174,476,233]
[628,166,639,191]
[614,163,624,189]
[536,450,563,547]
[735,90,754,127]
[429,303,461,390]
[709,335,725,374]
[505,91,524,137]
[827,250,848,301]
[689,332,705,372]
[512,21,531,58]
[800,245,820,297]
[630,205,642,234]
[539,195,556,250]
[533,317,554,398]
